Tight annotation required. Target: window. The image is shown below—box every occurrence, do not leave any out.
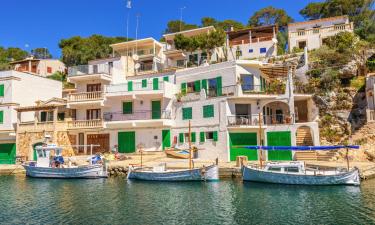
[203,105,214,118]
[285,167,300,173]
[40,111,53,122]
[182,107,192,120]
[260,48,267,53]
[298,41,306,49]
[142,79,147,88]
[0,111,3,124]
[0,84,4,97]
[87,83,101,92]
[206,132,214,140]
[177,60,185,67]
[122,102,133,114]
[47,66,52,73]
[86,109,101,120]
[268,167,281,172]
[57,113,65,121]
[186,81,200,93]
[208,78,217,97]
[240,74,254,91]
[248,49,253,53]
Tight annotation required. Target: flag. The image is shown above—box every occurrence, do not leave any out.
[126,0,131,9]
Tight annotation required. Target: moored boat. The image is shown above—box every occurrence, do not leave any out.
[242,161,360,185]
[23,145,108,179]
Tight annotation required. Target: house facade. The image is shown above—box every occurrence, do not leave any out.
[10,57,66,77]
[288,15,354,52]
[366,73,375,122]
[0,71,62,164]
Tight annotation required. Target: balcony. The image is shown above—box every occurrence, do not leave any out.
[227,114,293,127]
[67,91,104,108]
[290,23,353,38]
[106,81,175,99]
[104,110,173,128]
[67,119,103,130]
[229,36,273,46]
[67,64,112,82]
[18,121,68,132]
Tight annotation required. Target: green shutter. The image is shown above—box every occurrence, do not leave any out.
[153,78,159,90]
[203,105,214,118]
[182,107,192,120]
[152,100,161,119]
[216,76,222,96]
[200,132,205,142]
[179,133,184,143]
[194,80,201,92]
[191,132,196,142]
[122,102,133,114]
[142,79,147,88]
[213,131,218,142]
[0,111,3,124]
[181,83,187,94]
[128,81,133,91]
[163,76,169,82]
[0,84,4,97]
[201,79,207,93]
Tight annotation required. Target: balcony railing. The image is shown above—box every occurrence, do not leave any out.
[104,110,171,122]
[68,64,111,77]
[227,114,293,126]
[68,91,103,102]
[290,23,352,37]
[18,121,68,132]
[106,81,164,94]
[229,36,274,46]
[67,119,103,129]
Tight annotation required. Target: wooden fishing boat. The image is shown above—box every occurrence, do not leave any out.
[23,145,107,179]
[242,161,360,185]
[127,164,219,181]
[165,149,190,159]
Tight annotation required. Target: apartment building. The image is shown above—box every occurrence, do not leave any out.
[10,57,66,77]
[0,70,62,164]
[288,15,354,52]
[226,25,278,60]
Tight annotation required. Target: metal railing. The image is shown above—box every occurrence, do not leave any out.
[67,91,103,102]
[67,119,103,129]
[104,110,171,121]
[227,114,293,126]
[68,64,111,77]
[106,81,164,94]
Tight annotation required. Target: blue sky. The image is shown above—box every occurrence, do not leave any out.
[0,0,321,58]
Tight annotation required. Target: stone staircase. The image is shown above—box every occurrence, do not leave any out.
[296,127,314,146]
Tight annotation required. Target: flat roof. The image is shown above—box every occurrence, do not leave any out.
[9,58,62,64]
[288,15,349,27]
[226,25,276,35]
[110,38,162,50]
[163,26,215,39]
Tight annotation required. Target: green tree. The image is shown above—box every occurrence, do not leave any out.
[217,20,245,31]
[299,2,325,20]
[196,30,226,61]
[59,35,129,66]
[201,17,217,27]
[164,20,198,34]
[31,48,52,59]
[248,6,294,27]
[0,47,29,71]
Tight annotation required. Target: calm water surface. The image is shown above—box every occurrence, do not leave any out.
[1,176,375,225]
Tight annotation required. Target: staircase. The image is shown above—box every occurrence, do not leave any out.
[294,150,339,161]
[296,127,313,146]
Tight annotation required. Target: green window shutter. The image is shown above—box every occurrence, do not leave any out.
[182,107,192,120]
[216,76,222,96]
[0,111,3,124]
[213,131,218,142]
[179,133,184,143]
[200,132,205,142]
[128,81,133,91]
[122,102,133,114]
[153,78,159,90]
[163,76,169,82]
[181,83,187,94]
[194,80,201,92]
[201,79,207,93]
[0,84,4,97]
[142,79,147,88]
[191,132,196,142]
[203,105,214,118]
[40,111,47,122]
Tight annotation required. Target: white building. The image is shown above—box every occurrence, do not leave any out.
[226,25,278,61]
[366,73,375,122]
[10,58,66,77]
[0,70,62,164]
[288,15,354,52]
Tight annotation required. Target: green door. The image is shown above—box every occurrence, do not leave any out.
[229,133,258,161]
[152,100,161,119]
[33,142,43,161]
[0,143,16,164]
[162,130,171,150]
[267,131,292,161]
[118,132,136,153]
[153,78,159,90]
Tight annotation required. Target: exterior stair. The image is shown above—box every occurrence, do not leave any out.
[296,127,313,146]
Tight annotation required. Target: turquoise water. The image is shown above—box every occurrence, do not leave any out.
[1,176,375,225]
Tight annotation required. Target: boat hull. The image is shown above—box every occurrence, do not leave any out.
[242,166,360,185]
[23,164,108,179]
[127,165,219,181]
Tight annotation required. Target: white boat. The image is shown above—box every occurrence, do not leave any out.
[23,145,107,179]
[127,163,219,181]
[242,161,360,185]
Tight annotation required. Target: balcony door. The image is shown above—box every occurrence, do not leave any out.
[86,109,101,120]
[87,83,101,92]
[235,104,251,125]
[151,100,161,119]
[240,74,254,92]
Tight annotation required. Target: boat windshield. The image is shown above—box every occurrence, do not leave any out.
[267,167,281,172]
[37,149,47,158]
[285,167,300,173]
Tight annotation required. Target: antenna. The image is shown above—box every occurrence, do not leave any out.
[135,13,140,53]
[180,6,186,32]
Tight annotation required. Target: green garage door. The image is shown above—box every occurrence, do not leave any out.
[0,143,16,164]
[229,133,258,161]
[162,130,171,150]
[267,131,292,161]
[118,131,136,153]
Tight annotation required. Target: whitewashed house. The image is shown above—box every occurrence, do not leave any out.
[0,70,62,164]
[366,73,375,122]
[288,15,354,52]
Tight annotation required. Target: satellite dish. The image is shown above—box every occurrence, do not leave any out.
[134,63,140,70]
[272,38,278,44]
[132,54,139,61]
